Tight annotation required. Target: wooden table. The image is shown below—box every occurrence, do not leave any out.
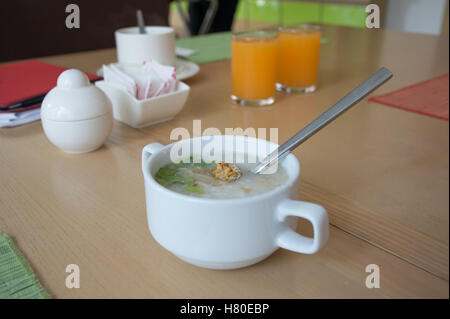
[1,25,448,298]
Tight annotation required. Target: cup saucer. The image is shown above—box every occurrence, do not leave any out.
[174,59,200,80]
[96,59,200,81]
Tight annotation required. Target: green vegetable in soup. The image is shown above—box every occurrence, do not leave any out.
[184,185,205,194]
[184,177,195,185]
[155,158,215,194]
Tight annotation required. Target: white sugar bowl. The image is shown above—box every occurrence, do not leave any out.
[41,69,113,154]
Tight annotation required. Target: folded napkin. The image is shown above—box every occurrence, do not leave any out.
[0,107,41,128]
[0,233,51,299]
[103,60,178,100]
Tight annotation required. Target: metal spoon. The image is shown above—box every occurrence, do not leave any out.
[251,67,393,175]
[136,10,146,34]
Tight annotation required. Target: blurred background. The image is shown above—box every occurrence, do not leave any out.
[1,0,448,62]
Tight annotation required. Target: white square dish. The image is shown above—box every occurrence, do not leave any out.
[95,80,190,128]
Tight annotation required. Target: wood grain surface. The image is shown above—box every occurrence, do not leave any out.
[0,25,448,298]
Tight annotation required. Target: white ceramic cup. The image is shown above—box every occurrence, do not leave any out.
[115,26,176,66]
[142,135,329,270]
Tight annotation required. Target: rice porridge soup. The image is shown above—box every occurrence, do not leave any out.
[154,155,289,199]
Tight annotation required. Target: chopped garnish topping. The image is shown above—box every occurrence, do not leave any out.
[210,162,242,183]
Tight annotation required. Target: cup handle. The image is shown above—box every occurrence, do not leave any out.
[275,199,329,254]
[142,143,165,165]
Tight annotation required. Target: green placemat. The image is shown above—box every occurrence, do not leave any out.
[176,31,328,65]
[0,233,51,299]
[176,32,232,64]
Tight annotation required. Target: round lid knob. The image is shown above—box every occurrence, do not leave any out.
[41,69,112,121]
[57,69,90,89]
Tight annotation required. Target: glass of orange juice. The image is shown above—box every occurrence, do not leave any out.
[277,25,321,93]
[231,31,278,106]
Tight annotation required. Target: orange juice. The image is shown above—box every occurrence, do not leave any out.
[277,26,321,92]
[231,32,277,105]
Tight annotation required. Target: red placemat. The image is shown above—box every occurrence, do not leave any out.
[0,60,101,109]
[369,73,449,121]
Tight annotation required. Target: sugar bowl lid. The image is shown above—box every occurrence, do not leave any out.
[41,69,112,121]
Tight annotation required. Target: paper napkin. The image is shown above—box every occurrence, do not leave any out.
[0,107,41,127]
[103,60,177,100]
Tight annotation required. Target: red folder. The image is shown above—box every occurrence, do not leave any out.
[0,60,101,112]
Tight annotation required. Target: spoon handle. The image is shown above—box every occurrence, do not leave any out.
[137,10,146,34]
[252,67,393,174]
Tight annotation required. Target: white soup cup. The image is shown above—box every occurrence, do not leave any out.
[142,135,329,269]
